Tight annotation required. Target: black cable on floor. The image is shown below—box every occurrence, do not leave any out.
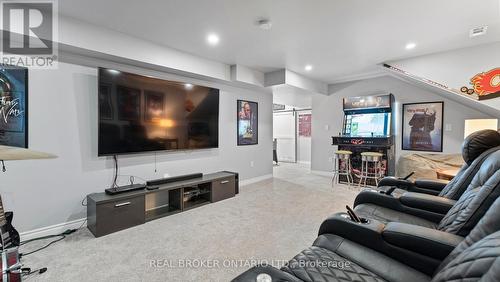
[20,219,86,246]
[20,236,66,257]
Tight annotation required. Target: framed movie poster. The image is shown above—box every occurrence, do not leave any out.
[0,66,28,148]
[299,113,312,137]
[237,100,258,145]
[402,101,444,152]
[117,86,141,121]
[144,91,164,122]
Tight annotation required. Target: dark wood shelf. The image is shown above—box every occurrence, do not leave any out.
[183,199,211,211]
[145,205,181,221]
[87,171,238,237]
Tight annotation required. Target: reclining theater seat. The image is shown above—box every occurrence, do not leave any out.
[232,197,500,282]
[350,149,500,236]
[378,129,500,199]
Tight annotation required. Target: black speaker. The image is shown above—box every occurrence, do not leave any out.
[146,173,203,186]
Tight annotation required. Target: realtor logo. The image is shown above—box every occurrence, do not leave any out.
[0,0,58,68]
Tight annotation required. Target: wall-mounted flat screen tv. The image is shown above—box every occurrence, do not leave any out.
[98,68,219,156]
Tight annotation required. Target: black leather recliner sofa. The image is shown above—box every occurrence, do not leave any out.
[341,149,500,236]
[376,129,500,198]
[233,196,500,282]
[350,145,500,234]
[232,130,500,282]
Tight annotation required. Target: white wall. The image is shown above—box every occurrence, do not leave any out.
[2,62,273,233]
[311,75,493,172]
[272,85,313,109]
[389,42,500,91]
[297,111,312,164]
[273,112,296,162]
[387,42,500,114]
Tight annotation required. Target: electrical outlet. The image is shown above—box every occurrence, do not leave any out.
[445,124,452,132]
[324,125,330,131]
[250,161,254,167]
[163,173,170,178]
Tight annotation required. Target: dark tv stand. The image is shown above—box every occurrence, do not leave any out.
[86,171,238,237]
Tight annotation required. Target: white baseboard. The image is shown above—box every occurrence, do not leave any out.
[20,217,87,242]
[311,170,333,177]
[240,174,273,186]
[297,161,311,165]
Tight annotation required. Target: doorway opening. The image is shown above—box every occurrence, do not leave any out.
[273,107,312,166]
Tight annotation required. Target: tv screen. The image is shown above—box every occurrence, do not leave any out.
[98,68,219,155]
[343,113,391,137]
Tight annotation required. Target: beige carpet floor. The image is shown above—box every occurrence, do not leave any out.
[21,163,360,282]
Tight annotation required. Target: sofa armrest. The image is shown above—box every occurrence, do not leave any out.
[400,192,456,215]
[318,212,386,239]
[378,177,446,196]
[414,179,448,191]
[317,213,446,275]
[232,265,302,282]
[382,222,463,260]
[378,177,414,189]
[353,190,445,223]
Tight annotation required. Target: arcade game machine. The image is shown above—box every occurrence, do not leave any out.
[332,94,395,186]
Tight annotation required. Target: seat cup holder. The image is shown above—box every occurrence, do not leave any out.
[359,217,370,224]
[340,213,370,224]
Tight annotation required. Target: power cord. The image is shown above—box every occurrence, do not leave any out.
[19,219,87,257]
[20,236,67,257]
[112,155,118,188]
[110,155,147,187]
[22,267,48,275]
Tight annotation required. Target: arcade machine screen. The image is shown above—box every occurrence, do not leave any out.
[344,113,391,137]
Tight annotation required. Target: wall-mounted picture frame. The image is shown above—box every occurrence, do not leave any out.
[237,100,258,145]
[298,113,312,137]
[144,91,164,122]
[402,101,444,152]
[116,86,141,121]
[0,66,28,148]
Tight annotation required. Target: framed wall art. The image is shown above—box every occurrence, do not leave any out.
[237,100,258,145]
[402,101,444,152]
[0,66,28,148]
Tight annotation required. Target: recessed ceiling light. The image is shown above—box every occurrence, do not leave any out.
[184,83,193,90]
[405,42,417,50]
[107,69,120,74]
[206,33,220,46]
[305,65,313,71]
[470,26,488,38]
[257,18,273,30]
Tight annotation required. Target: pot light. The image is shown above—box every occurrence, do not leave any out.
[184,83,193,90]
[305,65,313,71]
[470,26,488,38]
[207,33,220,46]
[405,42,417,50]
[107,69,120,75]
[257,19,273,30]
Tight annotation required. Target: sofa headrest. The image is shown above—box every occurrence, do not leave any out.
[462,129,500,165]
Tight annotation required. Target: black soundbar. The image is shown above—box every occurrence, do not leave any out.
[105,183,146,195]
[146,173,203,186]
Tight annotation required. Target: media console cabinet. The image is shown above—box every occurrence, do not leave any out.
[87,171,238,237]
